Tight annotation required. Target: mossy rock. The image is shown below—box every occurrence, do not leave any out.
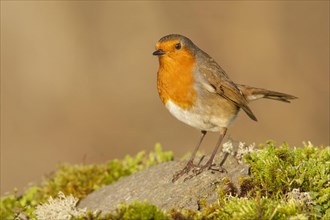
[78,152,249,212]
[1,142,329,220]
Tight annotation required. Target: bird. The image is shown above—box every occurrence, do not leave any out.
[152,34,297,182]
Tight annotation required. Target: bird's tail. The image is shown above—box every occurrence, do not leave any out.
[237,84,297,103]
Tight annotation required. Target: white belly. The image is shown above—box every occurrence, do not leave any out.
[165,100,235,132]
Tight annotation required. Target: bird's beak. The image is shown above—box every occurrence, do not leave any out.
[152,49,165,56]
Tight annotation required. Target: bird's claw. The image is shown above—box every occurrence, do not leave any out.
[172,160,196,182]
[172,160,226,182]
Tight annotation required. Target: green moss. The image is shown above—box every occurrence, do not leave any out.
[210,195,308,219]
[73,202,170,220]
[170,142,329,219]
[41,143,172,200]
[115,202,169,220]
[0,144,173,219]
[1,142,329,220]
[0,186,42,219]
[243,141,329,217]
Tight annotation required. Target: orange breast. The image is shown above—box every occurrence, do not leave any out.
[157,51,196,109]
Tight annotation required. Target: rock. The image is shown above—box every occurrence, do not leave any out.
[78,153,249,213]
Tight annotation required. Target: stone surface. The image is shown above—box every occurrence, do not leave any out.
[79,153,249,213]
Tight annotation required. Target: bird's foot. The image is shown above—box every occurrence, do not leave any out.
[172,158,226,182]
[172,160,197,182]
[183,161,226,181]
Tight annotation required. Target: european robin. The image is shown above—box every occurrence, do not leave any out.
[152,34,297,182]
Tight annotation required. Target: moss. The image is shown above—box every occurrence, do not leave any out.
[34,192,87,220]
[170,142,329,219]
[222,177,238,196]
[169,189,321,220]
[239,177,255,197]
[0,144,173,219]
[114,202,169,220]
[33,196,170,220]
[0,186,42,219]
[1,142,329,220]
[243,141,329,217]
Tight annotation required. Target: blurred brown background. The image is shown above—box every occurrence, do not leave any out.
[1,1,329,194]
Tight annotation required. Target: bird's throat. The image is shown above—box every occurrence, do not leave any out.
[157,54,197,109]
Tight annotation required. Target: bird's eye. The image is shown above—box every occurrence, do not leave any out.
[175,43,181,50]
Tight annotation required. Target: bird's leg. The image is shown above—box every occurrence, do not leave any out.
[192,127,227,175]
[172,130,207,182]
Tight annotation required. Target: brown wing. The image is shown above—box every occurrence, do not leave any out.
[198,59,258,121]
